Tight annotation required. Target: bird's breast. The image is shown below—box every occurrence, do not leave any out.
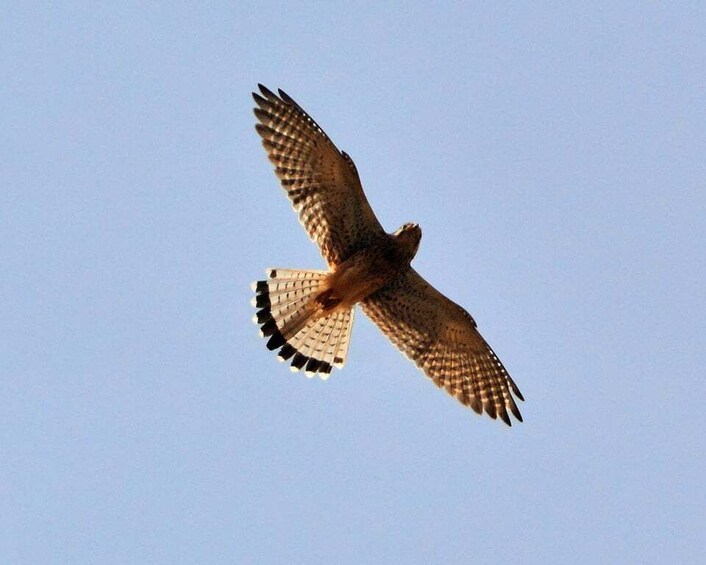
[325,239,411,307]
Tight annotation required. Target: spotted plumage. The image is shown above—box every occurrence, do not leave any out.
[251,84,524,425]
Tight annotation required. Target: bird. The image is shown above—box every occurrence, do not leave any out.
[251,84,524,425]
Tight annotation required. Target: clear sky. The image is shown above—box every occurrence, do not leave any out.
[2,3,704,564]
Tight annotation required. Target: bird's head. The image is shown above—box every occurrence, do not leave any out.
[392,222,422,259]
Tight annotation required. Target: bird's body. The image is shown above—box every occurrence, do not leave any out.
[251,84,524,425]
[322,223,422,310]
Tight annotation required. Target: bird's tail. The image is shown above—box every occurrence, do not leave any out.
[251,268,355,378]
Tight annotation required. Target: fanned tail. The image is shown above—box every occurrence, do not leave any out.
[251,268,355,378]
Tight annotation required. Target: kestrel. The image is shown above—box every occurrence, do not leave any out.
[251,84,524,425]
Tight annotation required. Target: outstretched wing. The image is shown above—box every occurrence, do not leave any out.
[253,85,385,267]
[361,268,524,425]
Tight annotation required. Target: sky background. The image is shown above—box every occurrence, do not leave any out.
[2,2,705,564]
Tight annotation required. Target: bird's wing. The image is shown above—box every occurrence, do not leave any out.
[253,85,386,267]
[361,268,524,425]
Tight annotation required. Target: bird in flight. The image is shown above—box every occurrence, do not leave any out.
[251,84,524,425]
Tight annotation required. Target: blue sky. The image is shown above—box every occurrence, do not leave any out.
[2,2,704,564]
